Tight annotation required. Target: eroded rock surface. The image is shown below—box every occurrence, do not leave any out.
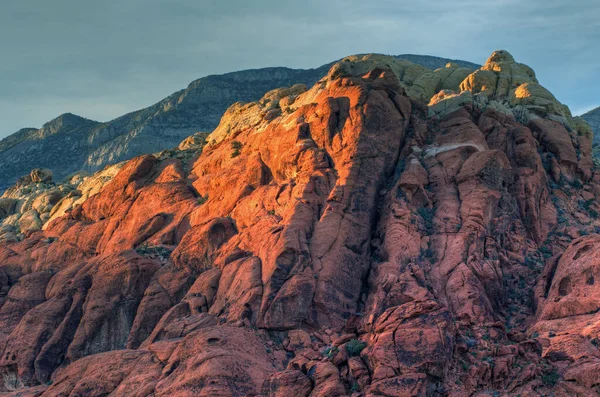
[0,51,599,396]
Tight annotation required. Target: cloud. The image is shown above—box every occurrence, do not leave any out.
[1,0,599,136]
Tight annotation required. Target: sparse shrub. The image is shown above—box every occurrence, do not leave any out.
[345,339,367,357]
[420,247,436,262]
[460,360,470,370]
[417,206,435,234]
[571,179,583,190]
[524,255,539,269]
[135,243,173,261]
[231,140,242,158]
[539,246,553,259]
[197,195,208,205]
[322,345,339,359]
[578,199,599,219]
[542,368,560,386]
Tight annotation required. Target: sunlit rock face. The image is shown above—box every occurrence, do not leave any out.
[0,51,599,396]
[0,54,479,195]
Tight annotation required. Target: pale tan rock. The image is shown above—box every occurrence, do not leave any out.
[327,54,429,88]
[428,90,473,118]
[29,168,53,183]
[17,210,42,233]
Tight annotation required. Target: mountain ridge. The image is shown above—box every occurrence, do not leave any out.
[0,54,479,193]
[582,105,600,141]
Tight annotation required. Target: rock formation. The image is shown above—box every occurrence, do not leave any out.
[0,55,478,194]
[0,51,598,396]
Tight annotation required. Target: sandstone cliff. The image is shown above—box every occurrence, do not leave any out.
[0,51,598,396]
[0,55,478,194]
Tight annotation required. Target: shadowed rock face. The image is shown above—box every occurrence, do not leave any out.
[0,51,599,396]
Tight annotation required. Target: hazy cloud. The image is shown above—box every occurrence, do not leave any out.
[1,0,598,136]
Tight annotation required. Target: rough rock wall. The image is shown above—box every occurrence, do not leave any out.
[0,52,598,396]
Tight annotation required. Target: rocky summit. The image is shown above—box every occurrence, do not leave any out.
[0,50,599,396]
[0,55,478,195]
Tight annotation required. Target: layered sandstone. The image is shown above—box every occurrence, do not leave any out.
[0,51,598,396]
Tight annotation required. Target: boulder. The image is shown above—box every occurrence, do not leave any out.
[29,169,53,183]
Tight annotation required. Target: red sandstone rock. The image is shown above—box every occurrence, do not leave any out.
[0,52,598,396]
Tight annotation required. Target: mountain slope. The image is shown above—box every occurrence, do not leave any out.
[0,51,599,396]
[582,106,600,141]
[0,114,101,193]
[581,107,600,159]
[0,54,478,193]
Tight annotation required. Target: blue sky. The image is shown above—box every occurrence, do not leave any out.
[1,0,599,137]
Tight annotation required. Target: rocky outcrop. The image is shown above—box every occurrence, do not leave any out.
[0,133,211,245]
[0,51,598,396]
[0,55,478,194]
[0,166,123,243]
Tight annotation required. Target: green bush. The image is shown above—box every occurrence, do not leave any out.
[135,244,173,260]
[230,140,243,158]
[539,246,553,259]
[542,368,560,386]
[571,179,583,190]
[322,346,339,359]
[197,195,208,205]
[578,199,599,219]
[345,339,367,357]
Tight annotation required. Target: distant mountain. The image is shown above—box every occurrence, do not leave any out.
[0,54,479,192]
[0,114,101,193]
[581,106,600,144]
